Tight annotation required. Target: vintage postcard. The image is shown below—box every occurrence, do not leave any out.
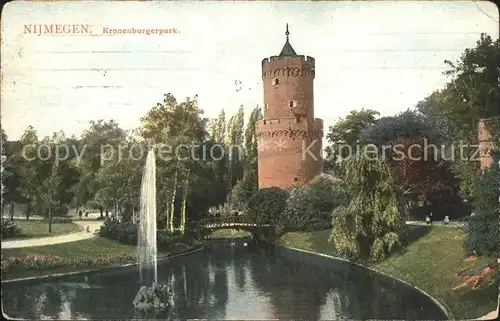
[1,0,499,320]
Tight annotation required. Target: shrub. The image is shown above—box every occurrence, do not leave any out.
[0,218,21,240]
[99,218,137,245]
[45,217,73,223]
[470,165,500,213]
[228,173,258,211]
[99,218,197,249]
[53,205,70,217]
[307,174,350,213]
[283,174,350,231]
[369,238,386,261]
[246,187,289,224]
[464,211,499,257]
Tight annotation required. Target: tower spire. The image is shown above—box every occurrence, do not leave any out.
[279,23,297,56]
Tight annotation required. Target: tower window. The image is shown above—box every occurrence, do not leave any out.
[272,78,279,86]
[264,104,268,111]
[293,177,298,182]
[289,100,298,108]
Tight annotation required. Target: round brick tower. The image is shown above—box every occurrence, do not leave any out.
[256,24,323,190]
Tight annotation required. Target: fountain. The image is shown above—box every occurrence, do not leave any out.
[133,148,172,312]
[138,149,158,285]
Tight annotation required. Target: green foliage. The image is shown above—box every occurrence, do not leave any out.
[416,33,500,196]
[227,171,258,210]
[1,253,136,276]
[329,205,360,260]
[470,165,500,213]
[247,187,289,224]
[45,217,73,224]
[99,218,138,245]
[307,174,350,214]
[51,205,70,217]
[98,218,196,251]
[329,158,406,262]
[0,218,21,240]
[369,237,386,261]
[360,109,444,146]
[283,174,350,232]
[464,163,499,258]
[464,211,499,257]
[324,108,380,176]
[156,230,197,251]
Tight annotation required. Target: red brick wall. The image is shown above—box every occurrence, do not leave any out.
[261,55,315,119]
[256,55,323,190]
[478,119,493,171]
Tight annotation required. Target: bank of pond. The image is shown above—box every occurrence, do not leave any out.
[3,239,448,320]
[1,226,497,320]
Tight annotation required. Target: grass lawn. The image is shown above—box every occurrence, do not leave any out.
[277,226,498,319]
[9,220,81,239]
[207,229,252,239]
[1,237,198,280]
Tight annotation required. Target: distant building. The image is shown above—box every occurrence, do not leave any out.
[478,118,499,171]
[256,24,323,190]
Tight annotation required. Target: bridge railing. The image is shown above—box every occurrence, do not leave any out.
[187,215,261,229]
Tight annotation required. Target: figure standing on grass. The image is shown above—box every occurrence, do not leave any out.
[426,212,433,225]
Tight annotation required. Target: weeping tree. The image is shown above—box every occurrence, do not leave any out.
[329,156,406,262]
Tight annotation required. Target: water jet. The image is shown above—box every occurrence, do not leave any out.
[133,148,172,311]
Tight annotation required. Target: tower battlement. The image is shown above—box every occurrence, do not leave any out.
[262,55,315,65]
[256,117,323,139]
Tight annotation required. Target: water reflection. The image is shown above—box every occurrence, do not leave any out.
[2,242,447,320]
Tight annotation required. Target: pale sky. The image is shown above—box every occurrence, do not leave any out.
[1,0,499,140]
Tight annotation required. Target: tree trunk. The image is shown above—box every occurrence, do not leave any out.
[26,203,31,220]
[9,202,14,220]
[181,169,190,234]
[170,166,179,233]
[165,198,170,231]
[99,206,104,219]
[397,194,410,220]
[48,208,52,233]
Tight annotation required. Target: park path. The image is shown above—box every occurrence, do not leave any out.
[405,221,467,228]
[1,219,104,249]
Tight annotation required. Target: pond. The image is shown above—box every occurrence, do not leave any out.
[2,240,448,320]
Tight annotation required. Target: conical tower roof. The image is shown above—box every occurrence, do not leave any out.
[279,23,298,57]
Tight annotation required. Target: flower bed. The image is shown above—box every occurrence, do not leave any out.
[0,237,202,280]
[1,253,136,277]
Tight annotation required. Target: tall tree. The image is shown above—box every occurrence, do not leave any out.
[16,126,40,220]
[329,157,406,261]
[359,109,463,219]
[141,93,214,231]
[76,120,128,218]
[416,33,500,196]
[226,105,245,188]
[1,128,23,218]
[39,162,61,233]
[324,108,380,177]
